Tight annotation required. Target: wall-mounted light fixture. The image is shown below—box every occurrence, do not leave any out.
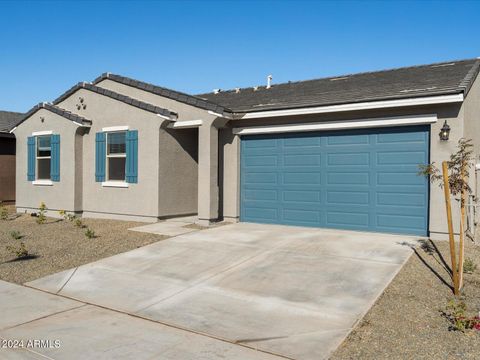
[439,120,450,141]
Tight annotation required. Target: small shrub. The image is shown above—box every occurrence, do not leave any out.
[464,258,477,274]
[85,228,96,239]
[9,230,23,240]
[443,299,480,332]
[74,218,84,228]
[0,202,8,220]
[36,202,47,224]
[6,242,29,259]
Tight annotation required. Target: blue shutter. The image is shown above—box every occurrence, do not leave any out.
[27,136,36,181]
[95,132,106,182]
[50,134,60,181]
[126,130,138,183]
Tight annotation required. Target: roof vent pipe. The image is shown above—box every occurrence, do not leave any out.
[267,75,273,89]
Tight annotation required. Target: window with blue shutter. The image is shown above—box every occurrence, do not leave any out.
[27,136,35,181]
[95,132,106,182]
[126,130,138,183]
[50,134,60,181]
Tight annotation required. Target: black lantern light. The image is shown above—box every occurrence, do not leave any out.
[439,120,450,141]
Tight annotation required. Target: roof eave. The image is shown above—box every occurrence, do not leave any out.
[234,92,465,120]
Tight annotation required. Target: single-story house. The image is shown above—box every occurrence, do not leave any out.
[12,58,480,239]
[0,110,23,203]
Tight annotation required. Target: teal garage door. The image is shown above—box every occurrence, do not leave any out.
[240,126,429,236]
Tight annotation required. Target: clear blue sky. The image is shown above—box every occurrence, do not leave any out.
[1,0,479,112]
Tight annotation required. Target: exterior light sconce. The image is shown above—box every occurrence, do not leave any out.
[439,120,450,141]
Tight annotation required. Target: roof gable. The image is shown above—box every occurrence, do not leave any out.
[93,73,231,116]
[13,103,92,130]
[53,82,178,119]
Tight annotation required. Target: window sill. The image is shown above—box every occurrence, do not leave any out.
[101,181,129,188]
[32,180,53,186]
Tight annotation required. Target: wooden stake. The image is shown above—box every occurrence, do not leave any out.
[442,161,459,295]
[458,162,466,290]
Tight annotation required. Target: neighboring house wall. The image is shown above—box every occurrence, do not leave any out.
[221,104,465,239]
[15,109,80,212]
[0,136,16,202]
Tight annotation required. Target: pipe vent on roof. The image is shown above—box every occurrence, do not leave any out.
[266,75,273,89]
[235,88,240,93]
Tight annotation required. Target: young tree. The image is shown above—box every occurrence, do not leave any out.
[419,138,474,295]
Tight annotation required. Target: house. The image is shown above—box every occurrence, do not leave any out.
[0,110,23,203]
[12,58,480,239]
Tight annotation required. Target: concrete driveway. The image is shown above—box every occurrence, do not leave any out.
[26,223,416,359]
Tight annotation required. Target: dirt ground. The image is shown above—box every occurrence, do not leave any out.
[0,206,168,284]
[332,239,480,360]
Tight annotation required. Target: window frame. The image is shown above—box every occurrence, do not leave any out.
[36,135,52,181]
[105,131,127,182]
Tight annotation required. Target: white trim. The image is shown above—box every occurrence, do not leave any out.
[102,125,129,132]
[239,94,464,119]
[73,121,90,127]
[168,120,203,129]
[233,114,438,135]
[101,181,129,188]
[32,180,53,186]
[32,130,53,136]
[157,113,175,121]
[208,110,233,120]
[9,127,17,134]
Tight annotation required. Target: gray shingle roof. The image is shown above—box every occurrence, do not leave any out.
[197,58,480,113]
[0,110,24,133]
[15,103,93,129]
[53,82,178,119]
[93,73,231,115]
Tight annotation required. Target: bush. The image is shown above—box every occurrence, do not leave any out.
[9,230,23,240]
[5,230,29,259]
[74,218,84,228]
[85,228,96,239]
[443,299,480,332]
[464,258,477,274]
[6,242,29,259]
[36,202,47,224]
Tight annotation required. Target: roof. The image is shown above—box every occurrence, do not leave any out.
[93,73,231,115]
[196,58,480,113]
[0,110,24,133]
[53,82,178,119]
[14,103,93,129]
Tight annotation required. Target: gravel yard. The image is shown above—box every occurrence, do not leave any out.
[332,239,480,360]
[0,206,168,284]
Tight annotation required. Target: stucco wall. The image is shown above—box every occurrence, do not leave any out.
[463,75,480,229]
[96,79,217,122]
[15,109,79,212]
[158,127,198,217]
[57,88,164,220]
[221,104,465,238]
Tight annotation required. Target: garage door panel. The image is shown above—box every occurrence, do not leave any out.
[241,126,429,236]
[327,152,370,166]
[326,191,370,205]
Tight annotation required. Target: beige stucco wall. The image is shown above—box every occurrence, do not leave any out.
[57,88,163,220]
[221,104,466,238]
[15,109,79,212]
[463,75,480,231]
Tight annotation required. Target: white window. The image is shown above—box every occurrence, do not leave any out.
[37,135,51,180]
[106,131,126,181]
